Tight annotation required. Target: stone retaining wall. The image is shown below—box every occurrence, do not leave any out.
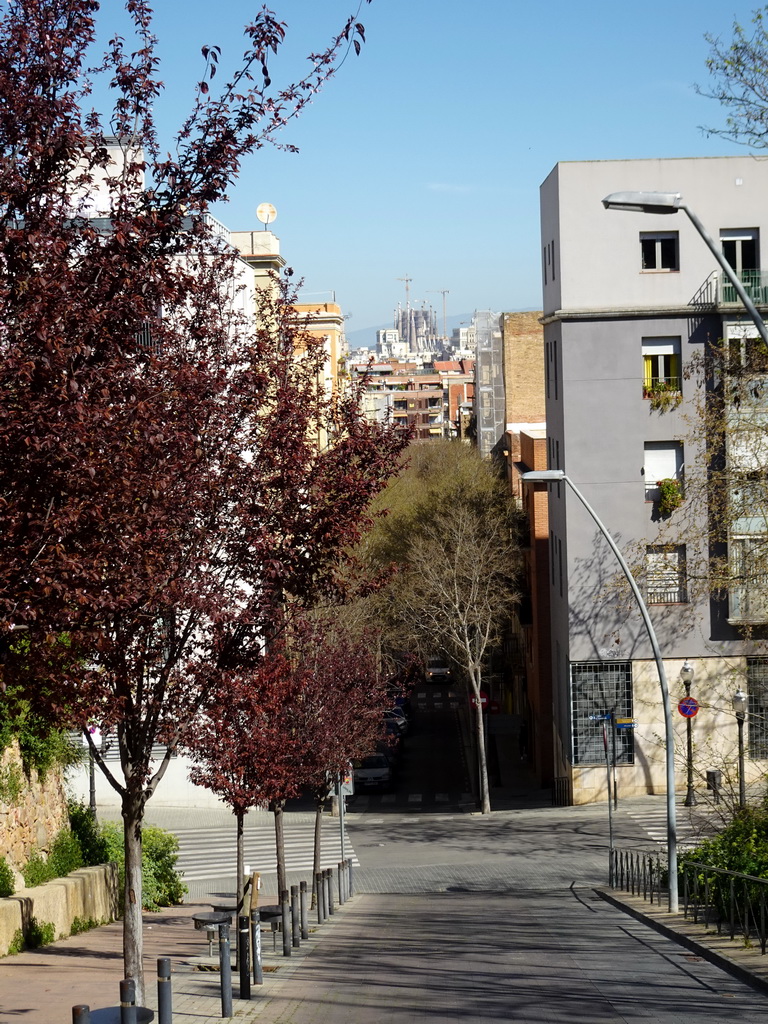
[0,741,69,882]
[0,862,119,956]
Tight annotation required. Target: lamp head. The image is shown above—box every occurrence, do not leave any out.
[733,688,748,718]
[679,660,694,687]
[520,470,566,483]
[602,191,683,215]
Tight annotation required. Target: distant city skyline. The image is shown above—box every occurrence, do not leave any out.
[94,1,761,336]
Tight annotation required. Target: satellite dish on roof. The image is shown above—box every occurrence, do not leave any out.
[256,202,277,229]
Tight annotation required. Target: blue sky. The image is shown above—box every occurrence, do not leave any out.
[94,1,761,342]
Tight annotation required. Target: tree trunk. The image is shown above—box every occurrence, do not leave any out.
[272,801,287,896]
[122,789,145,1006]
[470,669,491,814]
[312,796,323,909]
[235,809,245,914]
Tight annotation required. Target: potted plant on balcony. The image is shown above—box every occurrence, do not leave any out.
[645,380,682,412]
[657,477,683,517]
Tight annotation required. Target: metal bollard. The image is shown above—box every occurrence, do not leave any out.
[290,885,300,948]
[300,879,309,940]
[326,868,334,916]
[348,858,354,898]
[119,979,137,1024]
[157,957,172,1024]
[315,871,324,923]
[337,861,345,905]
[238,915,251,1000]
[72,1007,91,1024]
[280,889,291,957]
[322,870,330,921]
[219,920,233,1019]
[251,908,263,985]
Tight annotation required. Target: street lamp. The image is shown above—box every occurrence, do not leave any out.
[602,191,768,347]
[680,661,696,807]
[520,468,680,913]
[733,688,748,808]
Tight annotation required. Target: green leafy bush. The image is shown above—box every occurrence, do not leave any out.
[0,674,83,783]
[48,828,83,877]
[67,802,108,867]
[71,916,101,935]
[25,918,55,948]
[21,827,82,887]
[0,857,14,898]
[99,821,187,911]
[684,807,768,877]
[22,850,53,888]
[682,807,768,922]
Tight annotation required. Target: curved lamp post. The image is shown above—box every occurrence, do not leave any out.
[733,688,748,808]
[680,661,696,807]
[521,468,679,913]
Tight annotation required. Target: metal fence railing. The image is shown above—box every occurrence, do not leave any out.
[611,847,768,955]
[680,860,768,954]
[610,847,666,905]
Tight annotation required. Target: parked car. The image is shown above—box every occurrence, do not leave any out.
[388,686,412,720]
[353,753,393,792]
[384,708,409,736]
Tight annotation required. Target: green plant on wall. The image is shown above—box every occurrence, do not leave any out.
[647,380,683,412]
[657,477,683,517]
[0,857,14,898]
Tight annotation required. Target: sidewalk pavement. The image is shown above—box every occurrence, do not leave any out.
[4,867,768,1022]
[0,881,354,1024]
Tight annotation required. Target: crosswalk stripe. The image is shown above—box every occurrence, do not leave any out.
[173,825,358,882]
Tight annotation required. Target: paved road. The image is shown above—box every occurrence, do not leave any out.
[245,889,768,1024]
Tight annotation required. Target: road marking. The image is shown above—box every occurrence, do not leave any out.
[380,793,396,803]
[436,794,449,802]
[174,824,358,881]
[408,793,422,803]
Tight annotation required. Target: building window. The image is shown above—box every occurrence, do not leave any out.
[646,545,687,604]
[728,535,768,624]
[746,659,768,759]
[571,661,634,766]
[721,228,759,274]
[640,232,679,271]
[642,337,681,397]
[643,441,684,502]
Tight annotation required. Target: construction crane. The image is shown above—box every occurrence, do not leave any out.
[428,289,450,341]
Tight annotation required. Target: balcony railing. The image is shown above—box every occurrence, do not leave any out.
[719,269,768,306]
[647,584,688,604]
[643,376,681,398]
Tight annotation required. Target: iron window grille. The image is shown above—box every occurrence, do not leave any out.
[571,660,634,766]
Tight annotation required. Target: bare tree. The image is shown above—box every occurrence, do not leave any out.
[399,503,520,812]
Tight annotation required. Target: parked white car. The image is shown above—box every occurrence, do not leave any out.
[353,753,393,792]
